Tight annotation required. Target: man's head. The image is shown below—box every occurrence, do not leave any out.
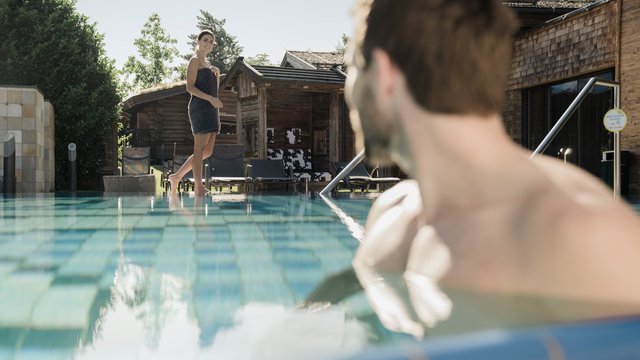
[345,0,517,163]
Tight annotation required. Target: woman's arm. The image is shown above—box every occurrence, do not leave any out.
[211,65,221,88]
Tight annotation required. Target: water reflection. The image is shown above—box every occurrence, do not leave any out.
[76,260,369,359]
[203,303,368,360]
[77,263,201,359]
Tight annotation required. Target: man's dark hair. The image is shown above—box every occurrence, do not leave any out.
[353,0,518,115]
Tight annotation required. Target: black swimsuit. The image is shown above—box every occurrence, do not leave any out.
[188,68,220,134]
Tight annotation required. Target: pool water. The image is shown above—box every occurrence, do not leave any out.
[2,194,639,360]
[0,193,398,360]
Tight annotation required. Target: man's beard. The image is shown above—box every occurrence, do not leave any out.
[358,89,394,166]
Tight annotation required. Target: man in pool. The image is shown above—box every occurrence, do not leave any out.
[345,0,640,335]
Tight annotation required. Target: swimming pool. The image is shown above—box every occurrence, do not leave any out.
[1,193,639,360]
[0,193,408,359]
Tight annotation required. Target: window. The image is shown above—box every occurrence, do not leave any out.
[522,71,614,177]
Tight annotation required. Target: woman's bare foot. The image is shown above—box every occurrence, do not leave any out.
[167,191,181,209]
[194,186,207,197]
[168,174,180,193]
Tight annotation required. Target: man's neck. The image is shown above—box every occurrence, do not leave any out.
[398,104,532,223]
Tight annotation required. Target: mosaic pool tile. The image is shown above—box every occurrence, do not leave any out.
[18,329,82,360]
[31,285,98,329]
[242,281,294,304]
[57,252,111,278]
[196,271,242,287]
[136,215,170,228]
[0,194,376,358]
[97,269,118,290]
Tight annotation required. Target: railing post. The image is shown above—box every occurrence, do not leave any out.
[204,162,210,190]
[68,143,77,193]
[3,134,16,194]
[320,149,366,197]
[613,84,622,200]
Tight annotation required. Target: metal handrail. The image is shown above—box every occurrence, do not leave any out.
[320,149,366,197]
[530,77,622,199]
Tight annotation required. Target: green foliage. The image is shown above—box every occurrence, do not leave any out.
[246,53,273,66]
[121,13,180,92]
[185,10,243,73]
[336,33,350,56]
[0,0,122,190]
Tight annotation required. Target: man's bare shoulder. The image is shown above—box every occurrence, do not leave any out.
[366,179,421,228]
[526,156,640,240]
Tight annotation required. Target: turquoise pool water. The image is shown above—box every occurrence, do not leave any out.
[0,193,396,360]
[2,194,639,360]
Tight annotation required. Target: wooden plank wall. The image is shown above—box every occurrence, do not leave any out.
[239,95,259,157]
[264,89,313,162]
[338,94,356,162]
[312,93,331,172]
[239,73,257,99]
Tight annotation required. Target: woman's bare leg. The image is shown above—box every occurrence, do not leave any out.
[191,133,209,195]
[168,132,214,194]
[201,133,217,193]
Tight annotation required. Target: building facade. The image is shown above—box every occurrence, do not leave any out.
[503,0,640,198]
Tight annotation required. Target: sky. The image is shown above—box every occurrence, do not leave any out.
[74,0,354,69]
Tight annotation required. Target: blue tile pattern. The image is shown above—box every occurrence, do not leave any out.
[0,193,372,358]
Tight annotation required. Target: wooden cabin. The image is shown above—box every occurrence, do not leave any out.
[122,81,239,163]
[220,57,355,181]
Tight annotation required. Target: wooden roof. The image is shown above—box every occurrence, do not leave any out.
[505,0,604,32]
[122,81,187,111]
[220,57,346,90]
[280,51,345,70]
[504,0,598,8]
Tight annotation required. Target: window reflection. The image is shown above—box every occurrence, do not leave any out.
[523,71,614,177]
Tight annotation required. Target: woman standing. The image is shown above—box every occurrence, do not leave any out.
[169,29,223,195]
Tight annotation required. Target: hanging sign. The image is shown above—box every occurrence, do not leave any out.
[603,109,628,133]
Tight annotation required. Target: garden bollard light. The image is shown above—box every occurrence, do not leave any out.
[3,134,16,194]
[68,143,77,192]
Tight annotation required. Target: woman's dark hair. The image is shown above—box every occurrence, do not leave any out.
[197,29,215,41]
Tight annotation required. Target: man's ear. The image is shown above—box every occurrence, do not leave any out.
[371,48,397,103]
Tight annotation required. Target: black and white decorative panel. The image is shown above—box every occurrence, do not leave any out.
[286,128,302,144]
[267,148,312,171]
[267,128,275,144]
[267,148,284,160]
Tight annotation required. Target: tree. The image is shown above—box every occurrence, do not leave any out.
[336,33,350,57]
[185,10,243,74]
[0,0,122,190]
[122,13,180,92]
[246,53,273,66]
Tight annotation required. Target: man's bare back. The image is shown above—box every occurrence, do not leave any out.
[357,155,640,306]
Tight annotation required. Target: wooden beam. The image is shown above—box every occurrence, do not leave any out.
[236,93,243,145]
[329,92,340,163]
[258,87,268,159]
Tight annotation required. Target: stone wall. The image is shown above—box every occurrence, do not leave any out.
[503,0,640,198]
[620,0,640,196]
[503,1,618,138]
[0,86,55,192]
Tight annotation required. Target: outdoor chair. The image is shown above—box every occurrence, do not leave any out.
[122,147,151,176]
[208,144,250,193]
[103,146,155,193]
[248,159,299,193]
[332,161,371,192]
[331,161,401,192]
